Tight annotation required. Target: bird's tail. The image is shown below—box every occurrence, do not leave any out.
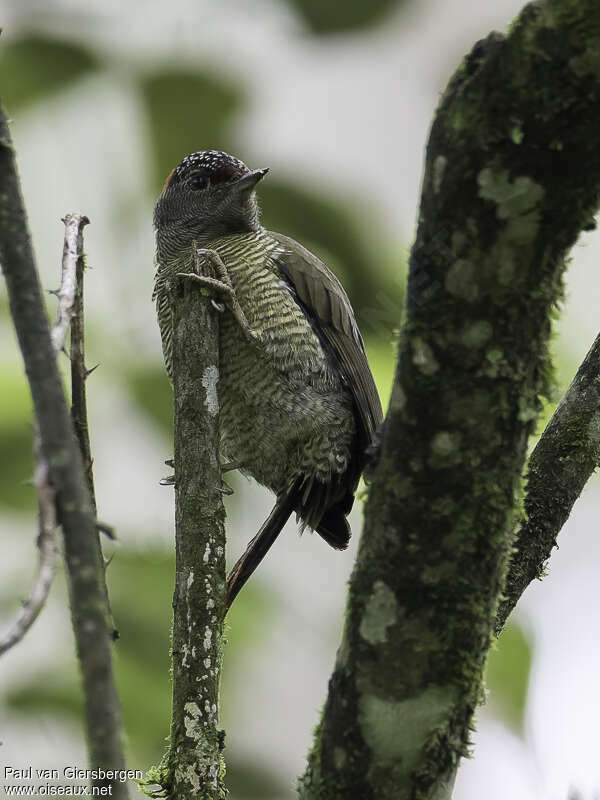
[226,484,301,611]
[316,506,351,550]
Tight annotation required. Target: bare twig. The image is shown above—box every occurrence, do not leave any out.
[0,101,128,797]
[0,216,87,655]
[0,443,58,655]
[66,213,96,511]
[51,216,82,352]
[65,214,119,632]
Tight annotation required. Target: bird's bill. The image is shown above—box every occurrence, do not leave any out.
[232,168,269,193]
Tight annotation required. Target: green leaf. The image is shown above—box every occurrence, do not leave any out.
[287,0,406,34]
[0,36,99,111]
[140,70,243,192]
[485,619,533,735]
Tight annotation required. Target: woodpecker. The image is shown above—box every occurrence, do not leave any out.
[153,150,382,609]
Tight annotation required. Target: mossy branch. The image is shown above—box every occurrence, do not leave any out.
[0,214,88,656]
[497,331,600,633]
[0,102,128,797]
[152,251,227,799]
[301,3,600,799]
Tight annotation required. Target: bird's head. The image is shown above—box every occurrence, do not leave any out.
[154,150,268,244]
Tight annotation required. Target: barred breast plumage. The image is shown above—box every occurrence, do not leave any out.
[153,228,356,526]
[153,149,382,608]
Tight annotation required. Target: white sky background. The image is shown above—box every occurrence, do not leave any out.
[1,0,599,798]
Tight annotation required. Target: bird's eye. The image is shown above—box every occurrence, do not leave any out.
[190,174,209,191]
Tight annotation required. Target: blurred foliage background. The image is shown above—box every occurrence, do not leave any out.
[1,2,599,799]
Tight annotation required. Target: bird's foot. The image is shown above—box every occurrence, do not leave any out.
[217,479,234,496]
[221,460,244,474]
[160,458,175,486]
[214,460,244,494]
[215,461,243,494]
[176,247,261,346]
[160,457,236,493]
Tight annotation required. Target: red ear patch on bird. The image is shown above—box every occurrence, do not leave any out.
[162,168,176,191]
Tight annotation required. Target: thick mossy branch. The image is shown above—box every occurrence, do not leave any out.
[301,3,600,799]
[496,331,600,633]
[0,105,127,796]
[156,258,227,800]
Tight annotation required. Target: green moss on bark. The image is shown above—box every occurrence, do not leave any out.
[301,2,600,798]
[148,269,228,799]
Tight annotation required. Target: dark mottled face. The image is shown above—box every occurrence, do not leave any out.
[154,150,268,241]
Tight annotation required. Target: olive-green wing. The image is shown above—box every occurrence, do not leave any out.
[269,231,383,453]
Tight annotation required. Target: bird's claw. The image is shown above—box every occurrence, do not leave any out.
[176,273,259,345]
[217,479,234,496]
[175,272,231,295]
[161,458,175,484]
[221,460,243,473]
[177,247,261,345]
[161,457,237,492]
[196,247,216,261]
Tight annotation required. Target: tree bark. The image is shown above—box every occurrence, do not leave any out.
[68,214,97,513]
[300,3,600,798]
[496,331,600,633]
[150,257,227,799]
[1,214,89,655]
[0,104,128,798]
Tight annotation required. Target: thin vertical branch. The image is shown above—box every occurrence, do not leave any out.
[51,217,80,351]
[0,102,128,798]
[65,214,117,634]
[67,213,97,513]
[153,252,227,799]
[0,216,86,655]
[0,214,95,655]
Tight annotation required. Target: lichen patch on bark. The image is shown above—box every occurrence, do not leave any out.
[202,365,219,417]
[358,686,456,776]
[359,581,398,645]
